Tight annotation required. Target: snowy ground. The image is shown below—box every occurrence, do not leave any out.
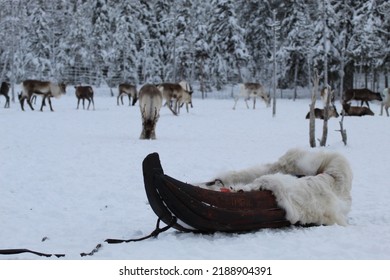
[1,86,390,260]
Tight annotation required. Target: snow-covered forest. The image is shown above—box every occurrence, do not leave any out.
[0,0,389,96]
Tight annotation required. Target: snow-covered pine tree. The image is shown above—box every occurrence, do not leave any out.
[278,0,314,99]
[271,9,279,117]
[237,0,273,83]
[350,0,387,90]
[153,0,175,82]
[339,0,359,92]
[208,0,249,90]
[192,0,212,97]
[0,0,388,89]
[63,0,94,84]
[319,0,332,147]
[174,0,194,83]
[310,0,340,92]
[377,1,390,87]
[90,0,113,85]
[23,1,56,79]
[110,2,141,86]
[136,1,165,83]
[0,0,26,101]
[47,1,71,81]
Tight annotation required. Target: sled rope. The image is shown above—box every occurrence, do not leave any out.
[80,243,102,257]
[105,217,178,244]
[0,248,65,258]
[0,218,177,258]
[79,217,177,257]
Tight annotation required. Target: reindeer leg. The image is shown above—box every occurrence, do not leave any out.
[86,97,93,110]
[233,96,239,110]
[19,95,25,111]
[244,97,250,109]
[175,98,180,115]
[117,94,122,106]
[128,95,131,106]
[176,100,180,114]
[140,105,147,139]
[91,97,95,110]
[40,96,46,111]
[48,97,54,111]
[131,95,137,106]
[151,107,159,140]
[26,95,35,111]
[5,96,10,108]
[253,97,256,109]
[151,128,156,140]
[41,96,47,107]
[172,99,177,115]
[167,102,178,116]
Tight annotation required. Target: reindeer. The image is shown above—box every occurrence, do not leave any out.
[18,80,66,111]
[178,80,194,111]
[342,101,374,117]
[0,81,10,108]
[380,88,390,117]
[117,83,137,106]
[157,83,191,115]
[75,85,95,110]
[344,88,382,108]
[305,104,339,120]
[233,83,271,110]
[139,84,163,140]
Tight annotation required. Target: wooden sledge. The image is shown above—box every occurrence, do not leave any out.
[142,153,291,233]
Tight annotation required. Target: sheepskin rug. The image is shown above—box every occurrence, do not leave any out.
[200,148,353,226]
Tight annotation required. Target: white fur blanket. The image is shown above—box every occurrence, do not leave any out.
[199,148,353,226]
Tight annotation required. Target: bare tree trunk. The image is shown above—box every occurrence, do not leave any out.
[340,47,345,101]
[320,0,329,147]
[364,66,368,88]
[293,55,299,101]
[200,57,205,99]
[343,62,354,92]
[337,114,347,146]
[338,29,348,146]
[320,86,331,146]
[309,69,318,148]
[272,10,278,117]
